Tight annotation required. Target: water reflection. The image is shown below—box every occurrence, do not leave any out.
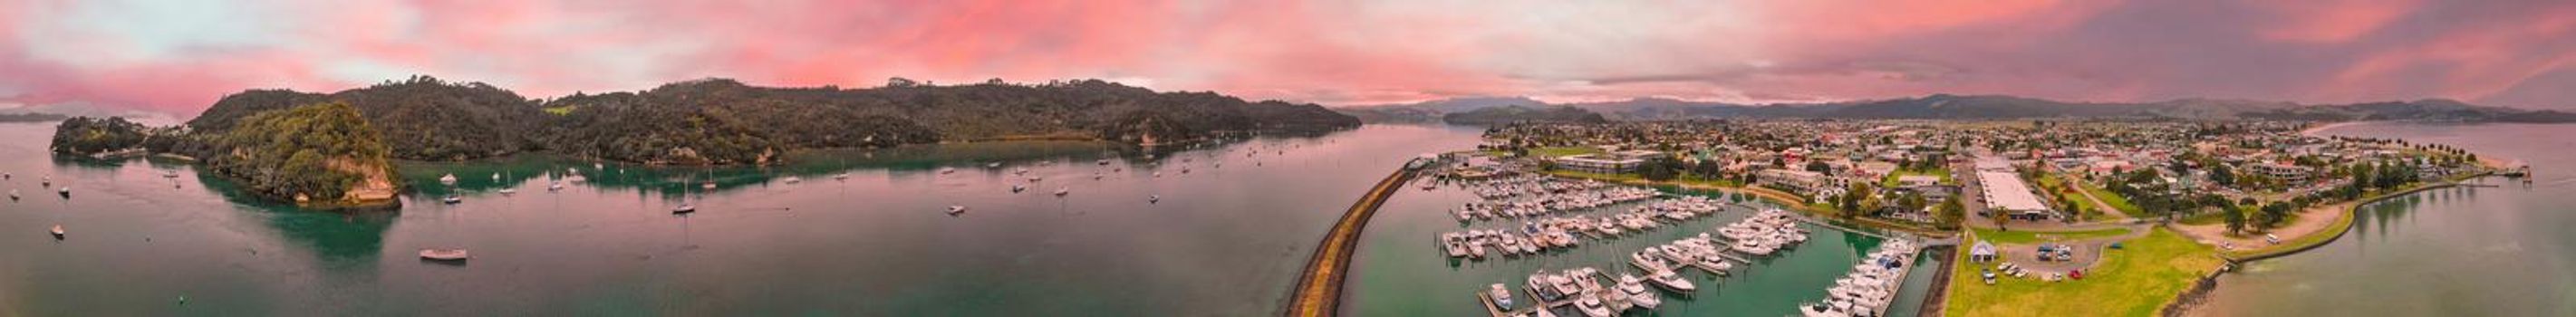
[188,169,396,264]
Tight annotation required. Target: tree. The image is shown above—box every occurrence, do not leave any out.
[1639,158,1681,181]
[1898,192,1927,216]
[2257,202,2291,229]
[1934,195,1965,229]
[2223,205,2249,235]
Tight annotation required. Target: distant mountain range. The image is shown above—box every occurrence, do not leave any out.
[1335,94,2576,123]
[1438,105,1608,126]
[0,112,71,122]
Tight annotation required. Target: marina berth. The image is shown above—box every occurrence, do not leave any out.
[1800,239,1921,317]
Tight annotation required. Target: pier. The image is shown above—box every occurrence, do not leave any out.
[1284,166,1420,316]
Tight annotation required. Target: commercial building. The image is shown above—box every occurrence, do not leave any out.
[1976,170,2055,220]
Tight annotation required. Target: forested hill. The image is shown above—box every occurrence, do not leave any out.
[188,76,545,160]
[179,76,1359,165]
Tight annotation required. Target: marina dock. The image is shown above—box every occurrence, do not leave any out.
[1285,166,1420,316]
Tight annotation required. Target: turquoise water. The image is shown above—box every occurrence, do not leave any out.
[1345,182,1940,316]
[0,123,1482,315]
[2201,123,2576,316]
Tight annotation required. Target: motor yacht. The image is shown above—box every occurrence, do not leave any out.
[1646,268,1696,293]
[419,248,469,261]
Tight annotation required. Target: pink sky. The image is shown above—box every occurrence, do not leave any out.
[3,0,2572,115]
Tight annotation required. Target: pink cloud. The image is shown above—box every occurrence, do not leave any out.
[3,0,2575,114]
[2259,0,2420,43]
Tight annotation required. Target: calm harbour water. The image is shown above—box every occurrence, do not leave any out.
[0,123,1484,315]
[0,121,1936,316]
[2201,123,2576,316]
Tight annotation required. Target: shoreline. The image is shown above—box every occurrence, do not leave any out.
[2296,120,2373,137]
[2163,175,2489,316]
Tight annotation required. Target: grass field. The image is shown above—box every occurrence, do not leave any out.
[2075,180,2141,216]
[2176,210,2230,226]
[1969,226,2135,245]
[1945,228,2224,317]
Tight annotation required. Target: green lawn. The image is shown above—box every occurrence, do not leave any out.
[1946,228,2224,317]
[2076,181,2141,216]
[1968,226,2133,245]
[1529,146,1603,158]
[543,105,576,115]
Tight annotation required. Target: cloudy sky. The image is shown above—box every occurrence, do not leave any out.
[3,0,2572,115]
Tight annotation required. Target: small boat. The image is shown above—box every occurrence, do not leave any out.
[1646,269,1696,293]
[161,171,179,178]
[1028,177,1044,182]
[49,225,64,239]
[985,162,1002,168]
[834,173,851,180]
[547,182,565,191]
[700,181,717,189]
[940,167,959,174]
[1489,283,1515,310]
[440,196,462,204]
[1575,295,1615,317]
[1054,187,1070,197]
[439,174,458,185]
[946,206,968,215]
[419,248,469,261]
[1096,158,1111,166]
[1011,185,1027,193]
[1148,195,1161,204]
[58,187,71,198]
[671,204,697,214]
[7,189,17,201]
[497,188,517,195]
[783,177,803,184]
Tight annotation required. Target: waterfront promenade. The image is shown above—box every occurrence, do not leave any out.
[1284,166,1418,316]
